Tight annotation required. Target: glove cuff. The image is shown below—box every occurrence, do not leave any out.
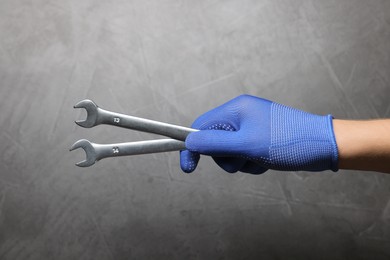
[269,103,339,172]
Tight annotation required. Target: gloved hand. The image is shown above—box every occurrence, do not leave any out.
[180,95,339,174]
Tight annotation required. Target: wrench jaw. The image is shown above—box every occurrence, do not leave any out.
[70,139,97,167]
[74,99,99,128]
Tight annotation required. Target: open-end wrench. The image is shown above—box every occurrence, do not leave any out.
[70,139,186,167]
[71,99,199,167]
[74,99,197,141]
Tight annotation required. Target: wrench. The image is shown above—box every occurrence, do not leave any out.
[71,99,199,167]
[70,139,186,167]
[74,99,197,141]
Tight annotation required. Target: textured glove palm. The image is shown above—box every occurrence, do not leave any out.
[180,95,339,174]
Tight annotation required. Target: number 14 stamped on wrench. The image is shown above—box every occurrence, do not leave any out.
[70,100,197,167]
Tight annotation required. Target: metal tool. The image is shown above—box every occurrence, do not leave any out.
[74,99,196,141]
[70,139,186,167]
[71,99,198,167]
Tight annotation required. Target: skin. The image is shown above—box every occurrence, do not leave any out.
[333,119,390,173]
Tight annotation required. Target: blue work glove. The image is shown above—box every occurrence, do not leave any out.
[180,95,339,174]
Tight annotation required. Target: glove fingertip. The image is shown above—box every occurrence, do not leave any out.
[185,133,198,152]
[180,150,200,173]
[185,130,239,156]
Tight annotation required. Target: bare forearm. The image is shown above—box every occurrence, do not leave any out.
[333,119,390,173]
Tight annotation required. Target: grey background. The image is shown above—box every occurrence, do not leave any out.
[0,0,389,259]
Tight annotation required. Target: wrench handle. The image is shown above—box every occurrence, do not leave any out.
[97,108,197,141]
[94,139,186,162]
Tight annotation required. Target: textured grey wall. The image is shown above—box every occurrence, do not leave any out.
[0,0,390,259]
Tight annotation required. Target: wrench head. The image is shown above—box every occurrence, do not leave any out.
[74,99,99,128]
[70,139,97,167]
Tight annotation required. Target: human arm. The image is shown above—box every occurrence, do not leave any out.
[333,119,390,173]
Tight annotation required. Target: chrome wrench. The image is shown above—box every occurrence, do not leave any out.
[74,99,197,141]
[70,139,186,167]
